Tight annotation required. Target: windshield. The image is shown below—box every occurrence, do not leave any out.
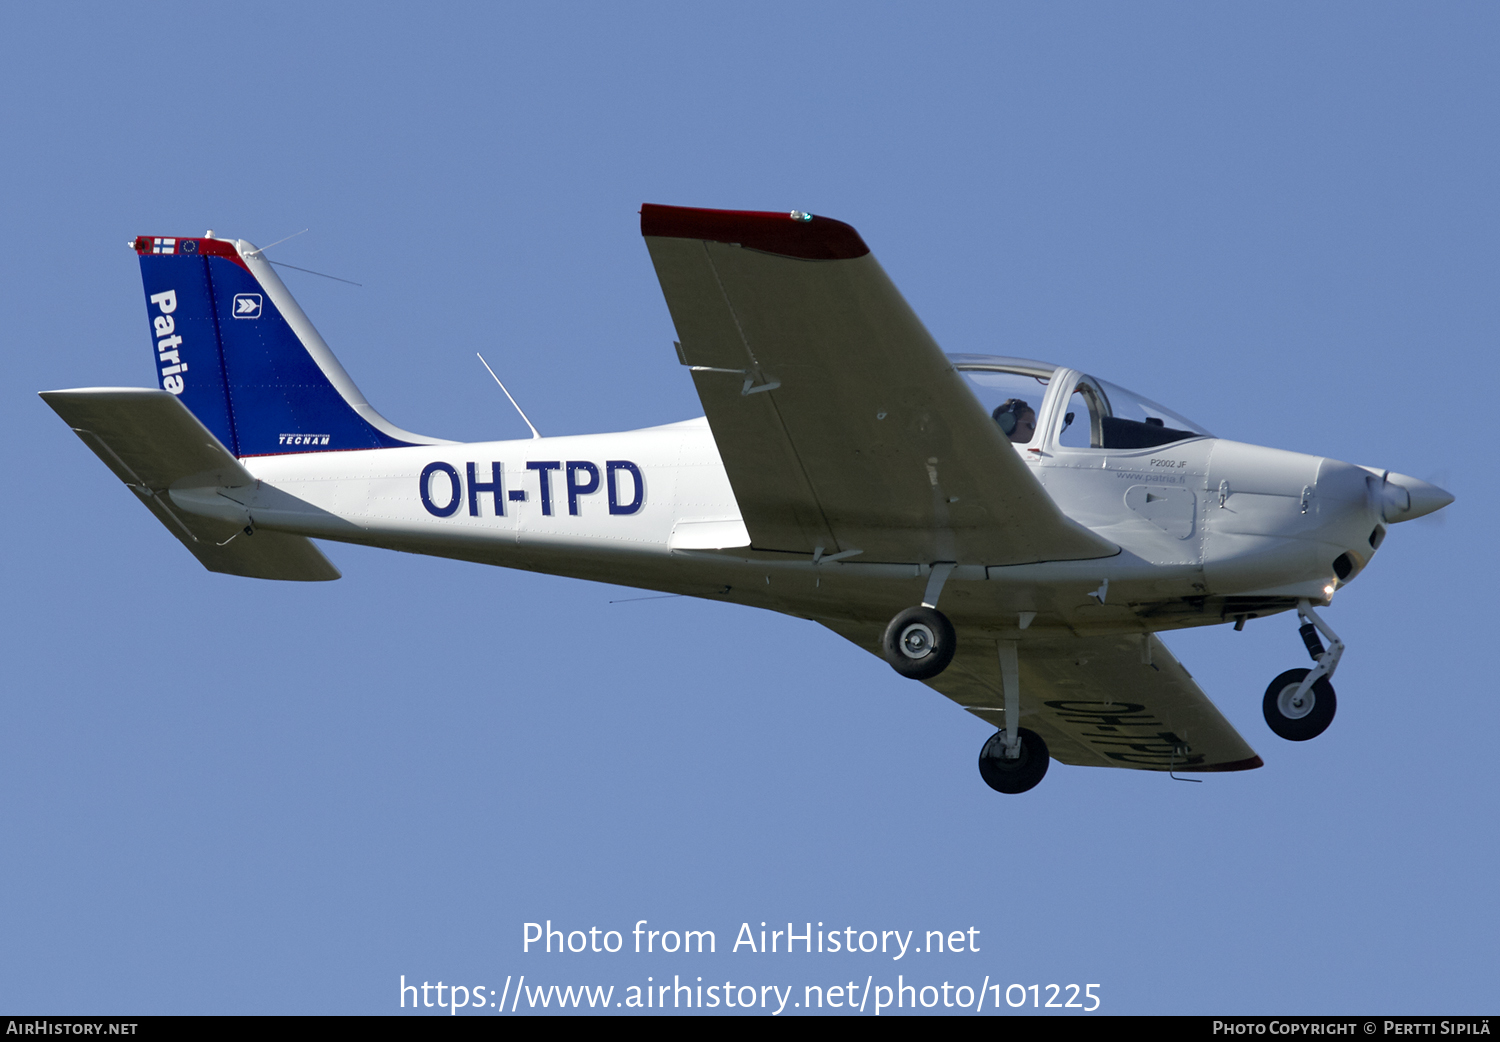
[1096,379,1212,444]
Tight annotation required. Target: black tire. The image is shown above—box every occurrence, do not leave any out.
[978,728,1050,794]
[1262,668,1337,741]
[881,606,957,680]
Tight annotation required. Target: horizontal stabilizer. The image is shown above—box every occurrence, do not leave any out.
[40,388,340,581]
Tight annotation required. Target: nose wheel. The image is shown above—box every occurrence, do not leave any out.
[1263,668,1337,741]
[1263,600,1344,742]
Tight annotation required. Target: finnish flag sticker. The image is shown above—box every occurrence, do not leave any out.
[233,293,263,319]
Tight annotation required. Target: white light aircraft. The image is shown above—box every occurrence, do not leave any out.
[42,206,1452,793]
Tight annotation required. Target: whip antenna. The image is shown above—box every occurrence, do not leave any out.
[244,229,308,256]
[477,353,542,439]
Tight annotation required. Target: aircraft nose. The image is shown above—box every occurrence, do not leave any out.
[1378,471,1454,523]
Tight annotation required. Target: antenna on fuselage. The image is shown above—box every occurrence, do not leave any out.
[476,353,542,440]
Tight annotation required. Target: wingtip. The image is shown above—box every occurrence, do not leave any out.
[640,203,870,260]
[1191,755,1265,773]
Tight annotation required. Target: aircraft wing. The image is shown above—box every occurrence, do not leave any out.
[821,619,1262,772]
[642,205,1117,566]
[40,388,340,581]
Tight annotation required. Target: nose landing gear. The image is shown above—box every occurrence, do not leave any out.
[1263,669,1336,741]
[1263,600,1343,741]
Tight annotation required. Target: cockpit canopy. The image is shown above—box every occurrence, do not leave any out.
[949,354,1212,450]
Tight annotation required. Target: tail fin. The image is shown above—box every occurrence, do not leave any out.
[132,234,448,457]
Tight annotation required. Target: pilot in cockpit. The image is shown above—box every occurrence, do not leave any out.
[992,398,1036,444]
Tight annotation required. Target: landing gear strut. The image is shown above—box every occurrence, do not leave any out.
[1263,600,1343,742]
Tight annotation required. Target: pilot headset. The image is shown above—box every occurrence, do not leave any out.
[992,398,1033,436]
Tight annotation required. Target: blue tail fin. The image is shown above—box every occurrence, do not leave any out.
[133,235,447,457]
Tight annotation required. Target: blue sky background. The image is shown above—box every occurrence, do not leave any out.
[1,3,1495,1015]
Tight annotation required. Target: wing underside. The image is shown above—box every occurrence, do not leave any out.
[820,618,1261,772]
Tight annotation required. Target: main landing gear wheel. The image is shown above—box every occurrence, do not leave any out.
[881,606,956,680]
[978,728,1050,794]
[1262,668,1337,742]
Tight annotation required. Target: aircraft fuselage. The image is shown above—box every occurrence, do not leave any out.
[184,418,1429,642]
